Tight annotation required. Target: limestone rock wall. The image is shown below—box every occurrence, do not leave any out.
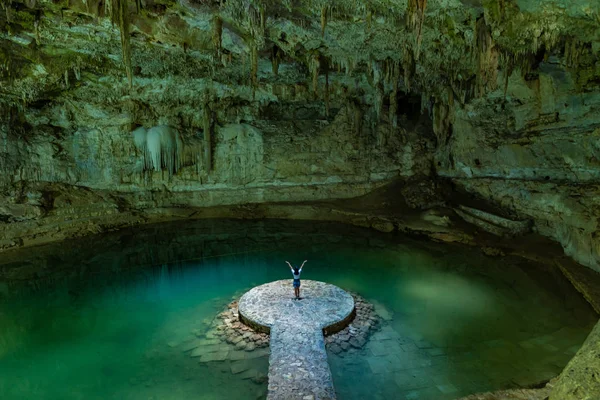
[0,73,434,249]
[436,60,600,272]
[0,84,430,188]
[1,0,600,275]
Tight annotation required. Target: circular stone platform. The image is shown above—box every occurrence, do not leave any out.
[238,280,356,335]
[239,280,356,399]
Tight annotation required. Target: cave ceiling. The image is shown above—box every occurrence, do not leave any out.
[0,0,598,119]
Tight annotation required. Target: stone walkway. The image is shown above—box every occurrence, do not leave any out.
[238,280,355,400]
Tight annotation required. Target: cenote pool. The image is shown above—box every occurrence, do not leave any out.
[0,220,596,400]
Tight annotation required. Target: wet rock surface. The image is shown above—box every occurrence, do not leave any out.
[324,295,381,355]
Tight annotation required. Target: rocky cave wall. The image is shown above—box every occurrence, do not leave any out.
[1,0,600,274]
[437,48,600,272]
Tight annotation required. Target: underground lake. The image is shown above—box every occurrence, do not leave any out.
[0,219,595,400]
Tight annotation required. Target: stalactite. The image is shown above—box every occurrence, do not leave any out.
[502,57,513,102]
[260,6,266,33]
[420,93,429,114]
[271,45,281,75]
[320,6,328,37]
[416,0,427,60]
[309,53,320,98]
[323,58,330,117]
[251,42,258,95]
[375,84,384,123]
[180,136,203,176]
[407,0,427,60]
[432,101,451,144]
[133,127,149,170]
[110,0,133,88]
[366,61,373,85]
[371,60,382,86]
[104,0,112,18]
[74,57,82,81]
[354,103,362,136]
[383,59,391,84]
[475,17,498,98]
[202,101,212,172]
[366,9,372,31]
[34,18,41,45]
[389,62,399,128]
[147,129,163,173]
[345,97,362,137]
[370,60,383,122]
[1,0,12,26]
[247,3,264,46]
[403,48,415,92]
[212,16,223,58]
[64,70,69,89]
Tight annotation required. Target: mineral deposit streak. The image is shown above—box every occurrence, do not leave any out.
[238,280,356,400]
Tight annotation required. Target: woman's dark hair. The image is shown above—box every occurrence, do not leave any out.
[293,267,299,274]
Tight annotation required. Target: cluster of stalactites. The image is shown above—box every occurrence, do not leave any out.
[133,126,186,176]
[218,1,424,105]
[221,1,265,43]
[221,1,266,93]
[327,54,409,127]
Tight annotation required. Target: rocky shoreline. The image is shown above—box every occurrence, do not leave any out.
[210,291,381,356]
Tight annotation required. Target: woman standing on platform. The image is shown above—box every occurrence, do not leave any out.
[286,260,307,300]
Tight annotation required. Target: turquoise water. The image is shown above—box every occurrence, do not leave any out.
[0,220,596,400]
